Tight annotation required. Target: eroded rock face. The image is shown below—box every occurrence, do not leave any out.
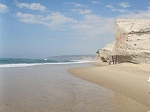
[96,41,115,62]
[115,19,150,64]
[97,19,150,64]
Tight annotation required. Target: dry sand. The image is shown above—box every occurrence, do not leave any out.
[69,61,150,110]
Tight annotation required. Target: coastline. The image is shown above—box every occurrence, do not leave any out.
[68,61,150,110]
[0,63,128,112]
[1,62,150,111]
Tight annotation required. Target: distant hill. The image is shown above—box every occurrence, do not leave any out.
[47,55,96,62]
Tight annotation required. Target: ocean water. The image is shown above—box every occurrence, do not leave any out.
[0,55,96,68]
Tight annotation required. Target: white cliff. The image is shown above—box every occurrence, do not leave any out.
[115,19,150,64]
[97,19,150,64]
[96,41,115,62]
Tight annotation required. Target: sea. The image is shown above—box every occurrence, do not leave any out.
[0,55,96,68]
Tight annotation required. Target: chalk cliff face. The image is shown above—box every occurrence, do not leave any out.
[96,41,115,62]
[97,19,150,64]
[115,19,150,64]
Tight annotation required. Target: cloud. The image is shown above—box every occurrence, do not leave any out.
[112,8,128,13]
[16,12,43,24]
[106,2,130,13]
[118,7,150,19]
[106,5,114,9]
[64,2,87,7]
[0,3,9,13]
[43,12,75,28]
[117,2,130,8]
[106,4,129,13]
[91,1,101,4]
[15,1,46,11]
[71,9,92,15]
[71,14,115,37]
[16,12,75,28]
[16,10,115,37]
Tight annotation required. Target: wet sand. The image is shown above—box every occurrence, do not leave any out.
[69,61,150,111]
[0,64,126,112]
[0,63,150,112]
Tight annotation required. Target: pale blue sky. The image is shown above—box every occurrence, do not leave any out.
[0,0,150,59]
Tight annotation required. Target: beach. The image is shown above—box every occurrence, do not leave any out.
[69,61,150,111]
[0,63,123,112]
[0,62,150,112]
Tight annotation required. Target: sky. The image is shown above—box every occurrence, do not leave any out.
[0,0,150,59]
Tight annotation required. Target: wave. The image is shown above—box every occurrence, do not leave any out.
[0,60,94,68]
[0,55,96,68]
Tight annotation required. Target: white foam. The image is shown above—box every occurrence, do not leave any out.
[70,60,94,63]
[0,60,95,68]
[0,63,43,68]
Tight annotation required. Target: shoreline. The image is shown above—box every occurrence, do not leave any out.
[1,62,150,111]
[0,63,121,112]
[68,61,150,109]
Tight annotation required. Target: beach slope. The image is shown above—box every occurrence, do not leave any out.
[69,61,150,109]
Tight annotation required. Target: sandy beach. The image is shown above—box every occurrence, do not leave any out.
[69,61,150,111]
[0,63,134,112]
[0,62,150,112]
